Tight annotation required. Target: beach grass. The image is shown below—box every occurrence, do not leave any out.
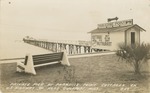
[0,54,150,93]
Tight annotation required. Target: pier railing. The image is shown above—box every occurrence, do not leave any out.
[23,38,107,55]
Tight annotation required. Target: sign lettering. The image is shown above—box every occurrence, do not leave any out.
[98,19,133,28]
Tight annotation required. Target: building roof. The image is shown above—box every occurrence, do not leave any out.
[88,24,146,33]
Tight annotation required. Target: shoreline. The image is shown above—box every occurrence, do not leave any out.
[0,52,115,64]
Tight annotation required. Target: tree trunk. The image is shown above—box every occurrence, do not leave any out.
[134,61,141,75]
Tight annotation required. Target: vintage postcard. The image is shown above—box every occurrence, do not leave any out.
[0,0,150,93]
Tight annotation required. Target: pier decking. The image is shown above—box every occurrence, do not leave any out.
[23,38,108,55]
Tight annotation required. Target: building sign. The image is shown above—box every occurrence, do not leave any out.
[98,19,133,28]
[91,35,112,46]
[105,35,110,42]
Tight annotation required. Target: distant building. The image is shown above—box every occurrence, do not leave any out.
[88,19,145,51]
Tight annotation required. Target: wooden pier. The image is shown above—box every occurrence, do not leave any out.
[23,38,106,55]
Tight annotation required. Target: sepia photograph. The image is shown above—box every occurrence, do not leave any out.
[0,0,150,93]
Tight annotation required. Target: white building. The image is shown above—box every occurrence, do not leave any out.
[88,19,145,51]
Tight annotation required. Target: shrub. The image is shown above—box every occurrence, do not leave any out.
[116,43,150,75]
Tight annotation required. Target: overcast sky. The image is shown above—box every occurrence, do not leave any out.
[0,0,150,42]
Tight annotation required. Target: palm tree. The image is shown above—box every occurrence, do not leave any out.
[116,43,150,75]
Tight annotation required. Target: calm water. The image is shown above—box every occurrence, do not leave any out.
[0,40,51,59]
[0,28,90,59]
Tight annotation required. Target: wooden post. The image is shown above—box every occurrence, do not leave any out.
[84,46,86,53]
[55,43,58,52]
[66,44,69,55]
[88,46,91,53]
[79,46,81,53]
[52,43,54,51]
[69,44,71,54]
